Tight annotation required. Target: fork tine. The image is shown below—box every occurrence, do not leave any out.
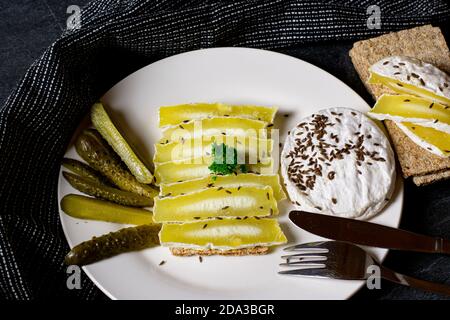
[280,261,326,270]
[283,248,329,254]
[279,262,327,268]
[283,242,329,252]
[278,266,329,277]
[281,253,328,259]
[279,262,325,268]
[281,255,327,263]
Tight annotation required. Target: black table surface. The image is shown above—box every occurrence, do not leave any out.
[1,0,449,300]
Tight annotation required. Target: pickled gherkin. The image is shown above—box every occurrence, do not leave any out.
[91,102,154,183]
[158,103,277,127]
[159,217,287,250]
[153,186,278,223]
[75,129,158,198]
[61,194,153,225]
[63,171,153,207]
[62,157,113,186]
[65,223,161,266]
[160,173,285,200]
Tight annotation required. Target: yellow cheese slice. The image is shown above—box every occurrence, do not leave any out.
[154,157,274,184]
[368,94,450,133]
[369,73,450,107]
[160,117,268,143]
[159,217,287,249]
[368,56,450,106]
[154,135,273,163]
[158,103,277,127]
[160,173,286,200]
[396,122,450,157]
[153,186,278,222]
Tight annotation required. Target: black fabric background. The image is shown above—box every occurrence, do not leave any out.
[0,0,449,300]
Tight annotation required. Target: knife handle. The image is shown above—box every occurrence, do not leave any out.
[435,237,450,254]
[380,266,450,297]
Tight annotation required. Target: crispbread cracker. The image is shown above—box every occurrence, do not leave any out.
[413,170,450,186]
[170,246,269,256]
[349,25,450,185]
[384,120,450,177]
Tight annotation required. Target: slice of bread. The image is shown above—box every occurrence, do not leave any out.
[349,25,450,185]
[170,246,269,256]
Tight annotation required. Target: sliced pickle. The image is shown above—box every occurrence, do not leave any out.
[368,94,450,133]
[160,173,286,200]
[62,158,113,186]
[368,56,450,106]
[397,122,450,157]
[160,117,268,143]
[154,135,273,163]
[63,171,153,207]
[61,194,153,225]
[76,129,158,199]
[159,217,287,249]
[65,224,161,266]
[158,103,277,127]
[153,186,278,222]
[91,102,153,184]
[154,157,274,184]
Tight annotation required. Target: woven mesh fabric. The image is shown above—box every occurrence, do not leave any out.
[0,0,449,299]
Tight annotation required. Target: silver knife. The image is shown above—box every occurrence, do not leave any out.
[289,210,450,254]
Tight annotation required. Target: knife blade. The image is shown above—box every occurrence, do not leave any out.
[289,210,450,254]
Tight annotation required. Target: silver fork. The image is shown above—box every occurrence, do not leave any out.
[279,241,450,296]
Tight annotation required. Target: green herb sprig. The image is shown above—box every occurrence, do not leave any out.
[208,143,247,175]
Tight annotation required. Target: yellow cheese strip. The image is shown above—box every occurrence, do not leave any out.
[153,186,278,222]
[159,217,287,249]
[154,157,274,184]
[160,117,268,143]
[368,72,450,107]
[368,94,450,133]
[158,103,277,127]
[160,173,286,200]
[397,122,450,157]
[154,135,273,163]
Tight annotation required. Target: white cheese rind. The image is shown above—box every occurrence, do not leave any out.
[281,108,396,220]
[370,56,450,101]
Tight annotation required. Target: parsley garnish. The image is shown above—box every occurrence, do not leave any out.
[208,143,247,175]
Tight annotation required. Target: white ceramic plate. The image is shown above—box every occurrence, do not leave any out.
[58,48,403,300]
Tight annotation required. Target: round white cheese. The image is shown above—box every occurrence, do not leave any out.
[281,108,396,220]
